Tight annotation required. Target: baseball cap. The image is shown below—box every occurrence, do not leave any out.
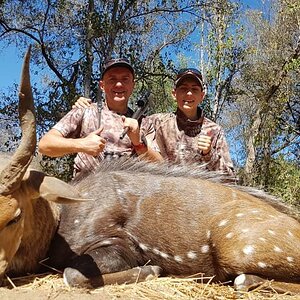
[175,68,204,89]
[102,58,134,78]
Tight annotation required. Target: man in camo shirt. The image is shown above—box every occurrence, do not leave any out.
[38,58,162,179]
[143,68,235,176]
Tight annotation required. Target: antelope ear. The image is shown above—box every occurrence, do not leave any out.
[24,169,93,204]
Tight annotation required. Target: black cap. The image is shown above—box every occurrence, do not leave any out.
[102,58,134,78]
[175,68,204,89]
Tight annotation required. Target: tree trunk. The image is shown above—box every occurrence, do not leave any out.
[83,0,95,99]
[244,107,262,185]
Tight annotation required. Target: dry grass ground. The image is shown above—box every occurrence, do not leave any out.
[0,273,300,300]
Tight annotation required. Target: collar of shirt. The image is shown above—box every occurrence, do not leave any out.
[102,102,134,117]
[175,107,204,137]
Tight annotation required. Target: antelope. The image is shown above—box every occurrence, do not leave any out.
[1,48,300,295]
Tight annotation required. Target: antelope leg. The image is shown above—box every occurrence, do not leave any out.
[63,265,161,288]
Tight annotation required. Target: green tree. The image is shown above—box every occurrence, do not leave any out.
[231,0,300,197]
[260,156,300,207]
[199,0,244,121]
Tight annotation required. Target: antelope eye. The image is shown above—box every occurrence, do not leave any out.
[7,208,22,227]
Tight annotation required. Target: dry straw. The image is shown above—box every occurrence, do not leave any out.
[2,273,299,300]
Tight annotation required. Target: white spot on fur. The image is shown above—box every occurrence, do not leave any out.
[74,219,79,224]
[287,257,294,263]
[274,246,283,253]
[258,262,267,268]
[231,193,237,202]
[251,210,259,214]
[201,245,210,253]
[100,240,112,246]
[152,248,169,259]
[139,243,148,251]
[160,252,169,259]
[187,251,197,259]
[268,214,276,218]
[243,245,254,255]
[153,248,160,255]
[219,219,228,227]
[241,228,249,233]
[268,230,276,236]
[287,231,293,237]
[206,230,211,239]
[236,213,244,217]
[226,232,234,239]
[174,255,183,263]
[259,237,267,242]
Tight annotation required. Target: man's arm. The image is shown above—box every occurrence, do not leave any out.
[122,116,163,162]
[38,127,106,157]
[133,139,164,162]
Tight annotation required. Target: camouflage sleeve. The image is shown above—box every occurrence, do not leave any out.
[201,129,235,176]
[52,108,84,138]
[140,116,160,152]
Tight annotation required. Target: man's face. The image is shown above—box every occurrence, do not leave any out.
[172,77,205,116]
[100,67,135,113]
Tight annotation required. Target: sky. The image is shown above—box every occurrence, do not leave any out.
[0,0,263,93]
[0,45,24,92]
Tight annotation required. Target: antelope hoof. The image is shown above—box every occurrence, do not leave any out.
[63,267,97,289]
[234,274,265,291]
[140,265,162,281]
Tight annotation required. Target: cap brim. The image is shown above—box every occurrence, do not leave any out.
[175,74,203,88]
[102,63,134,78]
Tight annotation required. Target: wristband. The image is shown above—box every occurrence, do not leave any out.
[133,142,147,151]
[132,135,148,152]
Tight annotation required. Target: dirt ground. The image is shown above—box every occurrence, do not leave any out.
[0,273,300,300]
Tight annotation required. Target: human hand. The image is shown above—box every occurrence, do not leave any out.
[79,127,106,156]
[72,97,92,109]
[198,135,212,155]
[121,116,140,145]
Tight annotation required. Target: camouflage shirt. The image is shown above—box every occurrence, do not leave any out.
[53,103,155,178]
[143,108,235,176]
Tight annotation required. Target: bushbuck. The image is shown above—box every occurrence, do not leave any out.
[0,48,300,294]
